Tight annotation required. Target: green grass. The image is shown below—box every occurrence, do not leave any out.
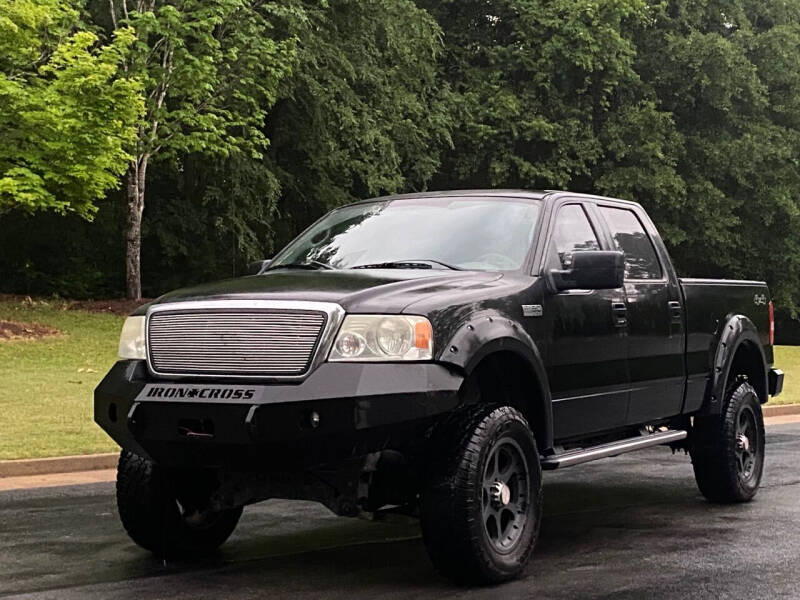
[772,346,800,406]
[0,297,798,460]
[0,299,123,460]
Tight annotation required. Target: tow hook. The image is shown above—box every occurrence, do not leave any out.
[177,418,215,440]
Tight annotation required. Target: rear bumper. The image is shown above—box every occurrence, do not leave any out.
[769,368,784,397]
[94,360,463,470]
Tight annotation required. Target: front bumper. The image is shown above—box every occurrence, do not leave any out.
[94,360,463,469]
[769,368,784,397]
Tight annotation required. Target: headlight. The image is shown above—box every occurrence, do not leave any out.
[118,316,146,359]
[329,315,433,362]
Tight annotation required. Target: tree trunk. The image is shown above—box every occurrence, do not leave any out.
[125,157,148,301]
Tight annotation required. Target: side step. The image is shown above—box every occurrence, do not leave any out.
[541,429,688,470]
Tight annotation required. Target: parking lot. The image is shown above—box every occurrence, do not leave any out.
[2,419,800,600]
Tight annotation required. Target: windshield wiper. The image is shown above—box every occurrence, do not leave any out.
[351,259,463,271]
[266,260,334,271]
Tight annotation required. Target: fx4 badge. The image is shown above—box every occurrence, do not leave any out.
[522,304,543,317]
[754,294,767,306]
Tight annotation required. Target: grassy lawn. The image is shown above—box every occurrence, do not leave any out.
[0,299,123,460]
[772,346,800,406]
[0,296,798,460]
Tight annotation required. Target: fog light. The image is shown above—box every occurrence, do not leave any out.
[310,411,321,429]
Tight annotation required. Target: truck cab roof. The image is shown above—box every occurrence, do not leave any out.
[353,188,643,209]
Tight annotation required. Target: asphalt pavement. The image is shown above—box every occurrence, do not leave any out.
[3,421,800,599]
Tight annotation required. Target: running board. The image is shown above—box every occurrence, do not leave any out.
[540,430,688,470]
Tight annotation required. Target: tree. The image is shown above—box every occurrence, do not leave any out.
[0,0,452,298]
[628,0,800,311]
[98,0,298,299]
[139,0,453,290]
[265,0,453,244]
[0,0,142,218]
[424,0,800,313]
[420,0,656,190]
[7,0,800,313]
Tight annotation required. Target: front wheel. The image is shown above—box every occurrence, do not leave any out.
[116,451,242,557]
[420,405,542,584]
[691,380,765,503]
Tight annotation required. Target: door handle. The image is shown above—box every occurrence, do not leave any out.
[612,301,627,328]
[668,301,682,324]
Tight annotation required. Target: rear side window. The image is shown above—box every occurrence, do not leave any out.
[548,204,600,270]
[600,207,662,280]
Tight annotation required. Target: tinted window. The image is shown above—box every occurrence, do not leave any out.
[548,204,600,269]
[600,207,662,280]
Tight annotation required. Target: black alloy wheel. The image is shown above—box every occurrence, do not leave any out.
[421,405,542,584]
[481,438,530,554]
[691,380,765,503]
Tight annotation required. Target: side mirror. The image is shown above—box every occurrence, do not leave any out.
[548,251,624,291]
[246,259,272,276]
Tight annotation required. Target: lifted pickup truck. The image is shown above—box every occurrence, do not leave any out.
[96,190,784,584]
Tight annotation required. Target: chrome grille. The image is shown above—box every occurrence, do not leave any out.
[147,310,327,377]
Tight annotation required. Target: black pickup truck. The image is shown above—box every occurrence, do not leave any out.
[96,190,783,584]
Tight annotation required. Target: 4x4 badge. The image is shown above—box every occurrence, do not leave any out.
[522,305,543,317]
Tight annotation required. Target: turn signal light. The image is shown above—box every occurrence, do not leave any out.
[414,320,433,351]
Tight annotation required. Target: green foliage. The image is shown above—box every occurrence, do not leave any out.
[0,0,453,294]
[421,0,650,189]
[141,0,453,288]
[426,0,800,313]
[0,0,142,218]
[140,155,282,290]
[627,0,800,311]
[3,0,800,314]
[94,0,305,298]
[103,0,299,162]
[266,0,453,241]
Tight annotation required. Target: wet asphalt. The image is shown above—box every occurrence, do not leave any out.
[2,422,800,599]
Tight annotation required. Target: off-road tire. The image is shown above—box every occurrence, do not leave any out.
[116,451,242,556]
[691,380,765,503]
[420,405,542,585]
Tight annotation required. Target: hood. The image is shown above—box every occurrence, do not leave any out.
[137,269,504,315]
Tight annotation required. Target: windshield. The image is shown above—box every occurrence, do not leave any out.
[271,197,542,271]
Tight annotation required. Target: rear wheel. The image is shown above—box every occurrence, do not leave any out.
[691,380,765,503]
[116,451,242,556]
[421,405,542,584]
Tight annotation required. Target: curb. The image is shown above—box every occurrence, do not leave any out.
[763,403,800,418]
[0,453,118,478]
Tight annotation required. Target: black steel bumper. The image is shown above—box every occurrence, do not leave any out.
[769,368,784,397]
[94,360,464,469]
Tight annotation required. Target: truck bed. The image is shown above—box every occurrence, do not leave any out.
[679,278,772,413]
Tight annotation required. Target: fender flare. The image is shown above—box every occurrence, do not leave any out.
[437,311,554,451]
[701,314,768,415]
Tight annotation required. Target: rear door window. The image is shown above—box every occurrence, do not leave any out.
[599,207,662,280]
